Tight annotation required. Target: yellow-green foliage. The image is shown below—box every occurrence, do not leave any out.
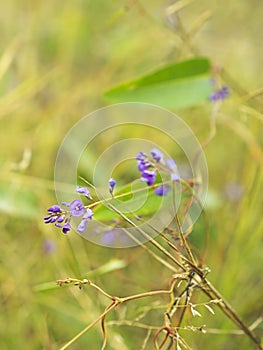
[0,1,262,349]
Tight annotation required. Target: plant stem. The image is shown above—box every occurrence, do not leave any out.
[201,278,263,350]
[59,302,117,350]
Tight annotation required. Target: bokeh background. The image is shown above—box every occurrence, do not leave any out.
[1,1,263,349]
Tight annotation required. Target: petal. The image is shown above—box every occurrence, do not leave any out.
[76,186,91,199]
[109,178,116,188]
[83,208,94,220]
[62,222,71,234]
[136,152,147,161]
[48,205,61,213]
[151,148,164,163]
[69,199,85,217]
[77,219,88,233]
[166,158,177,171]
[68,199,83,210]
[154,185,170,196]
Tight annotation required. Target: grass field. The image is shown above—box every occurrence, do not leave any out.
[1,1,263,349]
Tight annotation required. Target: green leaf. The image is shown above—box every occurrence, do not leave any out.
[104,57,213,109]
[92,180,173,222]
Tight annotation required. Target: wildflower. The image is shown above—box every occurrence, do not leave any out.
[76,185,92,199]
[166,158,177,171]
[44,178,96,236]
[141,170,156,186]
[136,152,151,172]
[109,178,116,195]
[151,148,164,163]
[56,221,71,234]
[44,205,63,224]
[209,85,230,102]
[77,208,94,233]
[154,184,170,196]
[166,158,180,182]
[136,151,147,162]
[44,204,70,234]
[137,149,181,189]
[48,205,62,213]
[68,199,85,217]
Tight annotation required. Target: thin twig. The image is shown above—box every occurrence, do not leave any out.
[59,301,117,350]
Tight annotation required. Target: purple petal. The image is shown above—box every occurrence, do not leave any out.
[62,222,71,234]
[56,215,65,223]
[109,178,116,193]
[76,186,91,199]
[136,152,147,161]
[209,85,230,101]
[55,221,71,234]
[166,158,177,171]
[154,185,170,196]
[151,148,164,163]
[77,219,88,233]
[83,208,94,220]
[141,170,156,186]
[138,160,151,172]
[68,199,85,217]
[48,205,61,213]
[44,216,52,223]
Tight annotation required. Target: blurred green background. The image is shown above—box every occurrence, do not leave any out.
[1,1,263,349]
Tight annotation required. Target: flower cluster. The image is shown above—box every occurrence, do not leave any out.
[44,186,94,234]
[44,180,117,234]
[136,148,180,196]
[209,85,230,102]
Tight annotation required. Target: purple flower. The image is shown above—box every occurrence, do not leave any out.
[154,185,170,196]
[165,158,180,182]
[68,199,85,217]
[166,158,177,171]
[77,208,94,233]
[44,215,57,224]
[77,219,88,233]
[76,186,91,199]
[138,161,150,172]
[56,221,71,234]
[47,205,62,213]
[141,170,156,186]
[209,85,230,102]
[44,199,95,235]
[44,204,64,224]
[151,148,164,163]
[109,178,116,194]
[136,152,151,172]
[136,152,147,161]
[83,208,94,220]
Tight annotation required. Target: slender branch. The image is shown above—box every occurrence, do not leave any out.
[59,301,117,350]
[106,202,186,271]
[121,227,177,272]
[200,278,263,349]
